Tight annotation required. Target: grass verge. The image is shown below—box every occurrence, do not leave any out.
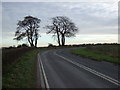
[70,47,119,64]
[3,49,40,88]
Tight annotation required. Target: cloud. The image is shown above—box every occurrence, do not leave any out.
[1,0,119,2]
[1,2,118,47]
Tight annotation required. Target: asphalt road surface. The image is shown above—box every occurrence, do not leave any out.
[38,48,120,88]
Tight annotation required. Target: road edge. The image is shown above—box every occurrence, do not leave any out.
[37,53,50,89]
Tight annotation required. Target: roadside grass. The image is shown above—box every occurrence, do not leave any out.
[2,47,33,75]
[2,49,40,88]
[70,45,119,64]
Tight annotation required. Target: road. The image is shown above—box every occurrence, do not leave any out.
[38,48,120,88]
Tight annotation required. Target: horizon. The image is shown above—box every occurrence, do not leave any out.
[1,42,119,48]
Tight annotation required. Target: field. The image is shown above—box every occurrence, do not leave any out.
[71,45,119,64]
[2,47,41,88]
[2,47,34,75]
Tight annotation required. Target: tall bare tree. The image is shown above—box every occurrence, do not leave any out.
[46,16,78,46]
[14,16,41,47]
[46,17,61,46]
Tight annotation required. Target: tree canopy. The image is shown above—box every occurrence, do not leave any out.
[46,16,78,46]
[14,16,41,47]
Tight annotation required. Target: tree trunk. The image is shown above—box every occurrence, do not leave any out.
[61,34,65,46]
[35,38,38,47]
[30,39,34,47]
[31,43,34,47]
[30,26,35,47]
[27,36,33,47]
[57,31,61,46]
[63,35,65,46]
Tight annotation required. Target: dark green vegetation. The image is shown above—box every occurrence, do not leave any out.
[71,45,119,64]
[2,47,32,73]
[2,48,40,88]
[2,46,58,88]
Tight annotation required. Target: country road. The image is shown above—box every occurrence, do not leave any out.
[38,48,120,88]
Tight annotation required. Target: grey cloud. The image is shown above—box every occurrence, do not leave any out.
[2,2,118,35]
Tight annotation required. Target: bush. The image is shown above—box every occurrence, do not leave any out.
[17,44,29,48]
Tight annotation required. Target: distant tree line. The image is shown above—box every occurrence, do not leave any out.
[2,43,119,50]
[14,15,78,47]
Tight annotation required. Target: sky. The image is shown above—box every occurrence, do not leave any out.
[1,0,119,47]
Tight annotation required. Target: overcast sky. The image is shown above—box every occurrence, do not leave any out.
[1,0,119,47]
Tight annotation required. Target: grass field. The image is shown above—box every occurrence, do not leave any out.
[2,47,34,75]
[2,48,40,88]
[2,46,67,88]
[71,45,119,64]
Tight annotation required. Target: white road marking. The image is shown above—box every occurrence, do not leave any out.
[38,54,50,89]
[54,52,120,86]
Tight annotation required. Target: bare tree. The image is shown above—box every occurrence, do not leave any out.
[14,16,41,47]
[46,17,61,46]
[46,16,78,46]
